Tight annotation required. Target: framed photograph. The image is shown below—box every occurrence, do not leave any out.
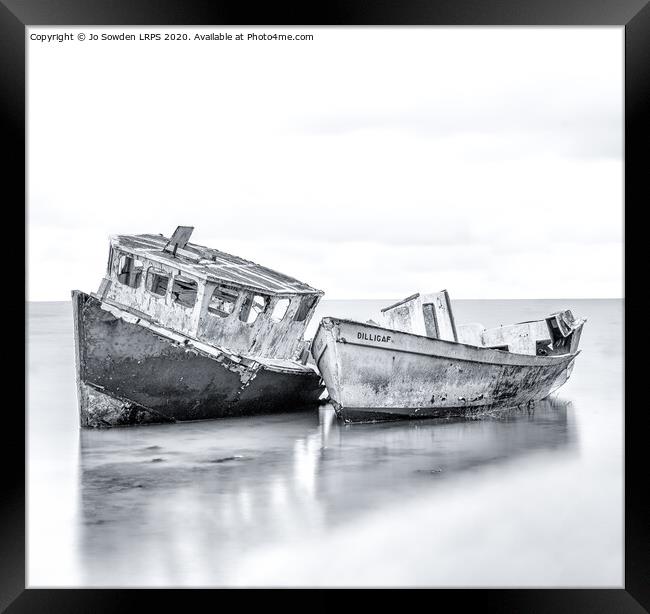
[6,0,646,609]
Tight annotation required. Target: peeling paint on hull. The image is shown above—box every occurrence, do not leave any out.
[73,291,324,427]
[312,318,580,423]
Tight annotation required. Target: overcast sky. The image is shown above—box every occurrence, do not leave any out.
[28,27,623,301]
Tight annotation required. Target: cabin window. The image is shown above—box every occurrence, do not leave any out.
[294,295,318,322]
[145,268,169,297]
[208,284,239,318]
[271,298,290,322]
[171,276,198,308]
[116,254,143,288]
[240,294,268,324]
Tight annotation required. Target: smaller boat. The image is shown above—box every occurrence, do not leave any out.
[311,290,585,423]
[72,226,325,427]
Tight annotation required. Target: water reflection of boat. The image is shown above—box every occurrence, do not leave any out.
[317,397,575,496]
[76,398,574,585]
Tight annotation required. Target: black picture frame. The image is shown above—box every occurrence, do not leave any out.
[6,0,646,610]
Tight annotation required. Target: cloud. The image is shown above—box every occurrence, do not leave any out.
[27,26,623,300]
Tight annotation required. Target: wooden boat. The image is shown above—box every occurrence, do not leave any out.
[311,290,585,423]
[72,226,324,427]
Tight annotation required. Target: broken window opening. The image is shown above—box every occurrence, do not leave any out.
[145,268,169,297]
[171,276,198,308]
[208,284,239,318]
[106,246,114,275]
[116,253,143,288]
[271,298,291,322]
[294,295,318,322]
[240,294,268,324]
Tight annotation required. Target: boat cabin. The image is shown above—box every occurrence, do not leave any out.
[381,290,458,342]
[381,290,584,357]
[95,227,323,360]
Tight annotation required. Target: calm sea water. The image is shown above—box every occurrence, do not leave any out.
[27,298,623,587]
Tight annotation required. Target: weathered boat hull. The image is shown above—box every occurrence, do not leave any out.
[73,291,324,427]
[312,318,580,423]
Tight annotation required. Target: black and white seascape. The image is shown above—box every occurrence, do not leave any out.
[27,27,623,587]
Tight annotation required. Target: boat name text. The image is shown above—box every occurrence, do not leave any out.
[357,332,392,343]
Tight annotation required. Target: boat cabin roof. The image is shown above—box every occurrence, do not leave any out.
[111,233,322,296]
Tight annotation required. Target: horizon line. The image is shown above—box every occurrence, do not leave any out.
[25,296,624,304]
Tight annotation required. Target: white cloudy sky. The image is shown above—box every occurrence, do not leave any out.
[28,27,623,301]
